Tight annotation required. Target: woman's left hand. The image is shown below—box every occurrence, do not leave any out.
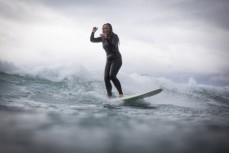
[100,34,107,39]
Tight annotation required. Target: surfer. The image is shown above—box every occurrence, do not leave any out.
[90,23,123,98]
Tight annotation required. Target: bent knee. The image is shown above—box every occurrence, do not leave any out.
[104,75,110,81]
[109,74,117,80]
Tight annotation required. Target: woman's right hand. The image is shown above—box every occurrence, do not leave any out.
[92,27,98,32]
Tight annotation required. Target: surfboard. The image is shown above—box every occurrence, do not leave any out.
[114,88,163,102]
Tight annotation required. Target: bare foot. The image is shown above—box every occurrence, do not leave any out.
[118,94,124,98]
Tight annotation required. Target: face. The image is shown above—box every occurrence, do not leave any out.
[102,25,110,35]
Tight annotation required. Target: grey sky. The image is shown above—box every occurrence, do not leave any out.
[0,0,229,86]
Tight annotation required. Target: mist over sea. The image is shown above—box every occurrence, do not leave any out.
[0,62,229,153]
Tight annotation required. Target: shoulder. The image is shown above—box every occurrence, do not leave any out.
[112,33,119,39]
[113,33,118,37]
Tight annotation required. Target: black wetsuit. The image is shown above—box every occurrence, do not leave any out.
[90,32,123,97]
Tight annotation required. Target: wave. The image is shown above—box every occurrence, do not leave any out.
[0,61,19,74]
[1,63,228,153]
[0,61,228,108]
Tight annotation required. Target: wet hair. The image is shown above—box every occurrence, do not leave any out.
[103,23,120,45]
[103,23,113,35]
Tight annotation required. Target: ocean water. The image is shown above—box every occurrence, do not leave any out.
[0,64,229,153]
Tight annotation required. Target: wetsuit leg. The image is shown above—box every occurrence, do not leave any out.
[104,58,123,97]
[109,58,123,95]
[104,61,112,97]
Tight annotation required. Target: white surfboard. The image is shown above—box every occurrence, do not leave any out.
[114,89,163,102]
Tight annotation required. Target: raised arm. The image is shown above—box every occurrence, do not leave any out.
[90,27,102,43]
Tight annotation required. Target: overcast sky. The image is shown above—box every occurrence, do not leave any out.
[0,0,229,86]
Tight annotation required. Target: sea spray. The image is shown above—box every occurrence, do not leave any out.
[0,62,229,153]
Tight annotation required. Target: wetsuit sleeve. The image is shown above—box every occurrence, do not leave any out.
[106,34,119,49]
[90,32,102,43]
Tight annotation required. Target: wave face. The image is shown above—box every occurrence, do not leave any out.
[0,64,229,153]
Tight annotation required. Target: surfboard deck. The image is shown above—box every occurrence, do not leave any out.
[113,88,162,102]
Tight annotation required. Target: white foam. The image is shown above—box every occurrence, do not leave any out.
[1,60,228,109]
